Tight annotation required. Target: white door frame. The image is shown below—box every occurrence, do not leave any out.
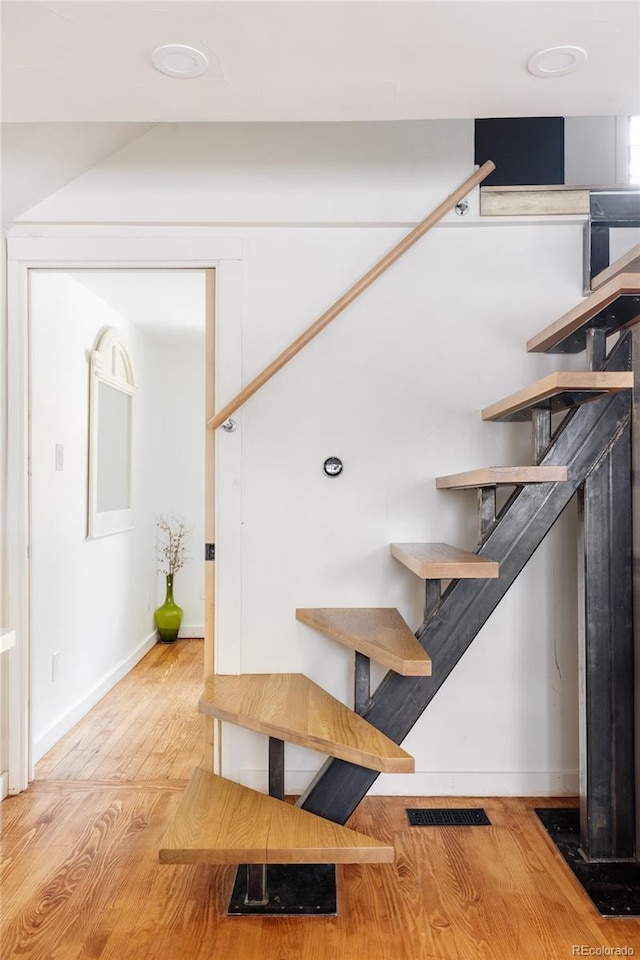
[5,229,244,793]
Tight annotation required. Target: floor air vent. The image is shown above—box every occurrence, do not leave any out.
[406,808,491,827]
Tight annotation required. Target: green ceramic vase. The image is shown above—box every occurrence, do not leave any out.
[154,574,183,643]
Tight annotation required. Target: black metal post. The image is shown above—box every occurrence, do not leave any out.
[532,408,551,463]
[243,737,285,905]
[477,486,496,542]
[268,736,285,801]
[425,579,441,621]
[354,652,371,715]
[245,865,268,905]
[231,733,337,914]
[590,223,611,283]
[578,417,635,861]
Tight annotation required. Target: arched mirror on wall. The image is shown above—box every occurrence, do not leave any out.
[88,327,136,538]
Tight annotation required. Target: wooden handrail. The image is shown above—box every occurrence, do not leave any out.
[209,160,496,429]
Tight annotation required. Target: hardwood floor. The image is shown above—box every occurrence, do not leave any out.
[35,639,205,782]
[3,639,640,959]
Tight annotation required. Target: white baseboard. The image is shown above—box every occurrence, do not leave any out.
[373,770,580,796]
[33,630,158,764]
[239,768,579,797]
[0,771,8,801]
[178,624,204,639]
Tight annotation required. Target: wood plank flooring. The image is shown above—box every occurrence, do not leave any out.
[3,638,640,959]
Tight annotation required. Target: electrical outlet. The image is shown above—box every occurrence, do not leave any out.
[52,651,60,682]
[55,444,64,471]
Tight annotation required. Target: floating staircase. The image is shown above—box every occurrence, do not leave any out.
[160,229,637,917]
[296,253,634,838]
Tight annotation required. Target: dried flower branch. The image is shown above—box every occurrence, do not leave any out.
[155,515,192,575]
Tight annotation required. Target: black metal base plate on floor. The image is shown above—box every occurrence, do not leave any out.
[535,808,640,917]
[228,864,337,916]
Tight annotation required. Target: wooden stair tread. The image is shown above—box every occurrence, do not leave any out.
[296,608,432,676]
[436,466,567,489]
[199,673,414,773]
[391,542,498,580]
[481,371,633,422]
[159,768,394,865]
[592,243,640,291]
[527,272,640,354]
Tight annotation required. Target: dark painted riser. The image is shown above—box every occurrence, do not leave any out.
[298,336,632,826]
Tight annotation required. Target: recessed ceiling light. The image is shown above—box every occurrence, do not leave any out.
[527,45,587,78]
[151,44,209,79]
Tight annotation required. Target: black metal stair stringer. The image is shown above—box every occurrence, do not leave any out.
[298,337,632,825]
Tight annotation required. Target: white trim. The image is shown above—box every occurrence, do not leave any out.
[213,259,243,675]
[6,215,586,232]
[0,771,8,801]
[33,629,158,764]
[7,253,30,794]
[374,770,580,796]
[177,624,205,639]
[7,236,242,262]
[6,230,244,793]
[240,768,580,797]
[0,629,16,654]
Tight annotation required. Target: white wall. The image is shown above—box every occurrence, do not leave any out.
[228,221,582,796]
[30,274,205,761]
[146,338,205,634]
[15,121,588,794]
[16,121,474,226]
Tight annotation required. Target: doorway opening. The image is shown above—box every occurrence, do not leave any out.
[29,268,209,777]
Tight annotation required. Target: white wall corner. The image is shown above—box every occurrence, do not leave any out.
[0,770,9,801]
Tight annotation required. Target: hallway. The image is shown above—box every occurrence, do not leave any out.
[35,639,205,782]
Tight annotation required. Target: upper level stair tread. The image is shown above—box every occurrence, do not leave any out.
[391,542,498,580]
[592,243,640,291]
[199,673,414,773]
[296,608,432,676]
[481,371,633,422]
[527,272,640,354]
[436,466,567,489]
[159,767,394,865]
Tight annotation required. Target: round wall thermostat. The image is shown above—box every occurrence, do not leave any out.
[323,457,343,477]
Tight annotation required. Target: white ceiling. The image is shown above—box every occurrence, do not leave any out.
[2,1,639,123]
[70,270,206,342]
